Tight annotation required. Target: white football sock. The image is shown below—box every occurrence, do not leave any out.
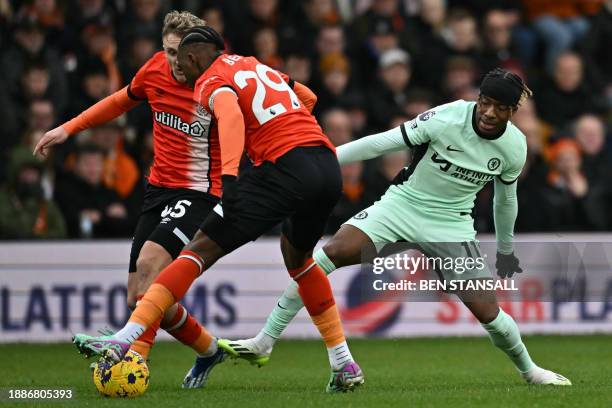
[328,341,354,370]
[199,338,218,357]
[252,331,276,355]
[114,322,145,344]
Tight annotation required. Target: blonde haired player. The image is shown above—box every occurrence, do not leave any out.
[36,11,233,388]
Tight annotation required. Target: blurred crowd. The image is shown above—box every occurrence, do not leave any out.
[0,0,611,240]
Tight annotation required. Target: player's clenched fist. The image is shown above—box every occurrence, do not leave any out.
[33,126,69,157]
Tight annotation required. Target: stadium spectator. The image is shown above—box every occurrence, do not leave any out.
[312,24,349,83]
[316,24,346,58]
[367,48,413,129]
[16,59,66,127]
[514,102,551,232]
[321,108,353,147]
[79,22,122,93]
[119,0,164,45]
[295,0,341,55]
[54,144,132,238]
[200,6,230,50]
[1,16,68,113]
[350,0,406,48]
[85,120,142,204]
[402,89,435,119]
[0,147,66,239]
[0,1,610,238]
[409,0,449,90]
[16,0,65,45]
[442,56,478,102]
[581,1,612,100]
[443,9,480,59]
[342,93,371,138]
[20,61,50,101]
[540,138,609,231]
[283,53,312,86]
[534,52,602,129]
[521,0,601,73]
[69,59,111,117]
[253,26,282,69]
[314,53,353,115]
[573,114,611,182]
[118,35,155,138]
[229,0,280,56]
[478,9,523,74]
[28,99,56,134]
[350,0,410,80]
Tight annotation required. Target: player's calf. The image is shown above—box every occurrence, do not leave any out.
[476,306,572,386]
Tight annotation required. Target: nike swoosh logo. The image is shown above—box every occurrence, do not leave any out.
[446,145,464,152]
[277,302,287,310]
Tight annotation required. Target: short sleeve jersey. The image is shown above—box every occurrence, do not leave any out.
[193,54,334,166]
[130,51,221,196]
[394,100,527,212]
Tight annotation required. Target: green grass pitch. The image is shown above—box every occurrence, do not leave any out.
[1,335,610,407]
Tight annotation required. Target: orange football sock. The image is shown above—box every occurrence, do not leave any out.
[311,305,345,348]
[129,295,161,359]
[290,258,346,348]
[162,304,214,355]
[129,284,174,328]
[129,250,204,329]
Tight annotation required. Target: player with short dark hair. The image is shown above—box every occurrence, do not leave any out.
[226,69,572,386]
[72,26,364,393]
[35,11,259,389]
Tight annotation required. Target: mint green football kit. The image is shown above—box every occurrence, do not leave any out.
[342,100,527,282]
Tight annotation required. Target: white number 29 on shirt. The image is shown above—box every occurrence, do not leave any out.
[234,64,301,125]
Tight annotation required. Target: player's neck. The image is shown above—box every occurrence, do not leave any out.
[471,105,506,140]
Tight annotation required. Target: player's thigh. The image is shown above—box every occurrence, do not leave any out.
[324,224,375,268]
[201,164,300,254]
[280,146,343,252]
[342,191,408,246]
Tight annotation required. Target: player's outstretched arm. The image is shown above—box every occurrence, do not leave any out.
[336,125,411,165]
[33,86,141,157]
